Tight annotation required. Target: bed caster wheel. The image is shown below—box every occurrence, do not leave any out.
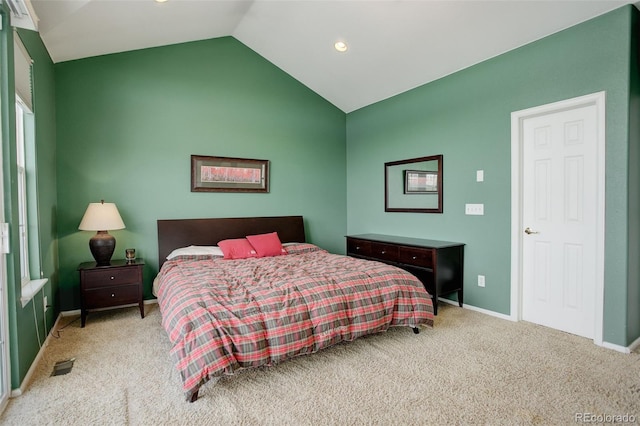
[412,327,419,334]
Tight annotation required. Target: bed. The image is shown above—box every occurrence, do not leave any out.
[155,216,434,402]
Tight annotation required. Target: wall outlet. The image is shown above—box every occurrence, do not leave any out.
[465,203,484,215]
[478,275,486,288]
[43,296,48,314]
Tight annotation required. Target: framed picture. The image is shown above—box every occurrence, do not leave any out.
[404,170,438,194]
[191,155,269,193]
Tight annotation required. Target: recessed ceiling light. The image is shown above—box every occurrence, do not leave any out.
[155,0,168,3]
[334,41,348,53]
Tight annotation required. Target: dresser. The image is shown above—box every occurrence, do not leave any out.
[346,234,464,315]
[78,259,145,327]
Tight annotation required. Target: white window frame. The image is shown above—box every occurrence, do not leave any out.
[14,38,47,306]
[15,100,29,287]
[16,97,46,307]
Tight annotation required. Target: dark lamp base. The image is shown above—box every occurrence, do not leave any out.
[89,231,116,266]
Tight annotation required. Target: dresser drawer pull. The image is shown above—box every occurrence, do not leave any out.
[381,251,386,255]
[356,246,360,250]
[412,256,417,260]
[110,276,115,280]
[111,293,115,297]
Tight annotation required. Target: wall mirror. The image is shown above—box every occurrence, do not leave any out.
[385,155,443,213]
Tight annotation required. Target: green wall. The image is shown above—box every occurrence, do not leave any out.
[346,5,639,346]
[627,8,640,344]
[0,9,58,389]
[54,37,347,311]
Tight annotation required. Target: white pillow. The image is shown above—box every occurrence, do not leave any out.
[166,245,224,259]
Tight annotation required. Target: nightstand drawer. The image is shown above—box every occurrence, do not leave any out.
[82,267,140,289]
[398,246,434,268]
[83,284,139,309]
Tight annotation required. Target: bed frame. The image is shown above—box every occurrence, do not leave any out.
[157,215,306,269]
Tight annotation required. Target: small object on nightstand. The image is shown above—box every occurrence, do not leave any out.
[125,248,136,262]
[78,259,145,327]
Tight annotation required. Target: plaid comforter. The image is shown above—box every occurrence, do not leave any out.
[156,243,434,400]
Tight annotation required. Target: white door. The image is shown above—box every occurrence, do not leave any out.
[520,102,599,339]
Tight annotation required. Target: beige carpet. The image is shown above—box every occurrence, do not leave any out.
[1,303,638,425]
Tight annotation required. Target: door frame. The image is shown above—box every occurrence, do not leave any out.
[0,109,8,413]
[510,91,606,346]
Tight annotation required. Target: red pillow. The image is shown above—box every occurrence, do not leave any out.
[246,232,287,257]
[218,238,258,260]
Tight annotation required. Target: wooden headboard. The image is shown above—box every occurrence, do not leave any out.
[157,216,306,268]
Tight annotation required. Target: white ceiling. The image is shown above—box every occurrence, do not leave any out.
[28,0,632,112]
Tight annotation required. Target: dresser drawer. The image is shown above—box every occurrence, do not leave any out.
[82,267,141,289]
[83,284,139,309]
[370,243,399,262]
[347,238,372,257]
[398,246,434,268]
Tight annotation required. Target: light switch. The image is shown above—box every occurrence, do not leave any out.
[465,204,484,215]
[476,170,484,182]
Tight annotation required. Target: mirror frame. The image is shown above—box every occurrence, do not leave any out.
[385,155,443,213]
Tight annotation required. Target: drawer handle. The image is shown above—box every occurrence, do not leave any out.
[111,293,115,297]
[110,276,115,280]
[412,256,417,260]
[356,246,360,250]
[381,251,386,255]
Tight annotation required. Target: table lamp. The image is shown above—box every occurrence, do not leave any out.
[78,200,125,266]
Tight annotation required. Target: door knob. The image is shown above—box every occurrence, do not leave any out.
[524,227,539,235]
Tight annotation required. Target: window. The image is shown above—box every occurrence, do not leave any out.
[15,100,29,286]
[14,34,46,306]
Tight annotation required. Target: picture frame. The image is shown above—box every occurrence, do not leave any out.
[404,169,438,194]
[191,155,269,193]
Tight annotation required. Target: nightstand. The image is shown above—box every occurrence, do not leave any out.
[78,259,145,327]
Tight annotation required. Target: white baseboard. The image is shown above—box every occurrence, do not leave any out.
[12,299,160,398]
[10,313,63,398]
[438,298,639,354]
[437,297,513,321]
[60,298,158,317]
[601,341,631,354]
[601,335,640,354]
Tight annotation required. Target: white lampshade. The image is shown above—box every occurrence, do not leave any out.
[78,201,126,231]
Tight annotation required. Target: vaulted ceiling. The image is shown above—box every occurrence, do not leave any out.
[29,0,632,112]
